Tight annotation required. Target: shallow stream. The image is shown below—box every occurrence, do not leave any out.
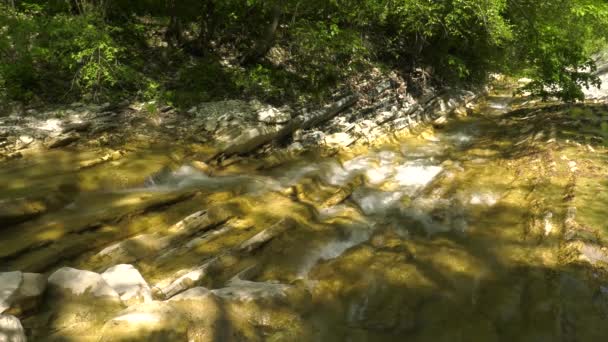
[2,96,608,341]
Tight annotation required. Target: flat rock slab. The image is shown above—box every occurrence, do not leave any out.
[94,233,169,266]
[101,264,152,306]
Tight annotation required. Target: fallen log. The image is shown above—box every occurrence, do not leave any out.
[218,94,358,158]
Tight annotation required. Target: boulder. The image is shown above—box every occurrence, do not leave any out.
[101,265,152,306]
[0,272,46,315]
[47,267,121,302]
[45,268,124,341]
[0,314,26,342]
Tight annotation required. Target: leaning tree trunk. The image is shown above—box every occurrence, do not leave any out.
[165,0,183,47]
[193,0,216,55]
[241,3,281,65]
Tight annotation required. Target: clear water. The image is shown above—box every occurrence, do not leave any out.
[2,96,608,341]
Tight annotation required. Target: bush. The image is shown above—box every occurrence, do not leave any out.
[0,4,136,103]
[289,21,370,90]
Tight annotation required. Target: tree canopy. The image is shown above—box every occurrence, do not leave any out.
[1,0,607,106]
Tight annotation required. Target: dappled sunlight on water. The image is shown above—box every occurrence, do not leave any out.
[3,97,608,341]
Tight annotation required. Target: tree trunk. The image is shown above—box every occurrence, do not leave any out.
[194,0,215,55]
[241,3,281,65]
[165,0,183,47]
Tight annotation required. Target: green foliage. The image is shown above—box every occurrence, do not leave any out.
[1,0,607,106]
[0,3,137,102]
[289,21,370,89]
[507,0,608,101]
[48,14,132,101]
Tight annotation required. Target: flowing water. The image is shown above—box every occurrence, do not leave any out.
[2,96,608,341]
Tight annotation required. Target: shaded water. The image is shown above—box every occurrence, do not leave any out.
[2,96,608,341]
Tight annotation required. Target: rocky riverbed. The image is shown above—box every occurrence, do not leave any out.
[2,78,608,341]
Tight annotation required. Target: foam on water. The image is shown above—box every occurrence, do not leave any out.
[144,165,281,193]
[393,163,443,188]
[365,165,395,185]
[352,188,405,215]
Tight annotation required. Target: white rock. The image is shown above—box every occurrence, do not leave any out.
[0,314,26,342]
[48,267,120,301]
[18,136,33,145]
[257,107,291,123]
[101,264,152,305]
[324,132,355,147]
[0,273,21,314]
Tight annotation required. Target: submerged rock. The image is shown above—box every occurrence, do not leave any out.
[98,302,189,342]
[0,314,26,342]
[169,282,311,340]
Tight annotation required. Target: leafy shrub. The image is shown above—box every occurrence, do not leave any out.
[289,21,370,89]
[0,4,136,102]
